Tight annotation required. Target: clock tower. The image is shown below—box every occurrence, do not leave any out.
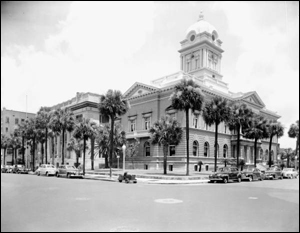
[178,12,228,93]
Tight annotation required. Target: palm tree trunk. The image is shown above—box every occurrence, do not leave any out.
[41,142,44,164]
[3,148,6,165]
[105,153,109,168]
[109,116,115,178]
[91,137,94,170]
[52,137,55,166]
[33,137,36,171]
[296,136,299,170]
[22,136,25,165]
[214,124,218,172]
[45,129,48,165]
[185,109,190,176]
[12,148,15,165]
[83,137,86,176]
[268,134,273,168]
[237,125,241,170]
[254,138,258,167]
[62,129,65,165]
[163,145,168,175]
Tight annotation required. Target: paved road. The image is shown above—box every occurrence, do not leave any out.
[1,173,299,232]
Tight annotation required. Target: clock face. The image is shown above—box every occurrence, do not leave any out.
[190,35,195,41]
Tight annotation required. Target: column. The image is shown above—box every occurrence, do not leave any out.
[203,49,207,67]
[181,56,183,70]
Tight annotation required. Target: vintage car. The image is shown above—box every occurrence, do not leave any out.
[36,164,57,176]
[241,166,264,181]
[282,168,298,179]
[12,165,29,174]
[209,167,242,184]
[264,166,283,180]
[2,165,14,173]
[118,172,137,183]
[56,165,84,178]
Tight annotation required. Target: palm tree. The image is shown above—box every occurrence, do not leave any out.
[227,103,253,170]
[202,96,231,172]
[288,120,299,168]
[1,134,11,166]
[36,107,52,164]
[49,108,75,165]
[9,133,22,165]
[98,90,129,178]
[281,148,294,168]
[243,114,269,167]
[15,121,28,165]
[149,116,183,175]
[36,128,46,164]
[170,78,205,175]
[72,118,97,175]
[67,137,86,168]
[24,118,39,171]
[94,123,127,169]
[267,120,284,167]
[220,157,235,167]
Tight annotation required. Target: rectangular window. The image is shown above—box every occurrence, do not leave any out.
[169,146,176,156]
[6,127,8,133]
[21,119,25,122]
[144,117,150,130]
[169,164,173,171]
[15,118,19,125]
[130,120,136,132]
[193,115,199,128]
[6,117,9,123]
[144,164,148,170]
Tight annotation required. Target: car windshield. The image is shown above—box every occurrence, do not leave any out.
[283,168,293,171]
[217,168,229,172]
[266,168,275,171]
[66,166,76,169]
[46,165,55,168]
[244,167,254,172]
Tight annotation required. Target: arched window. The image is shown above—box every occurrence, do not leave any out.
[271,150,274,161]
[260,149,264,160]
[144,141,150,157]
[193,141,199,156]
[265,150,269,161]
[204,142,209,157]
[223,144,228,158]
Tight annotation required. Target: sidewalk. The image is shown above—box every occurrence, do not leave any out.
[84,168,211,184]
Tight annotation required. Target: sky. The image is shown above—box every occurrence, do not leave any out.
[1,1,299,149]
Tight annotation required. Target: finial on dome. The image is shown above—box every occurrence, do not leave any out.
[198,11,204,21]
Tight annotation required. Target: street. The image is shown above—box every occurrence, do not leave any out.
[1,173,299,232]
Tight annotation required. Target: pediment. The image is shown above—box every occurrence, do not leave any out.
[241,91,265,107]
[123,82,158,99]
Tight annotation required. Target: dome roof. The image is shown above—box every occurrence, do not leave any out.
[186,13,217,37]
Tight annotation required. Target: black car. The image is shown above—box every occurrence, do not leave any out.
[209,167,242,184]
[12,165,29,174]
[241,166,264,181]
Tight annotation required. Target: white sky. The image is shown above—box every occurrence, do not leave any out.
[1,1,299,149]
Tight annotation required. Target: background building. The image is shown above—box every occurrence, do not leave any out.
[1,108,36,165]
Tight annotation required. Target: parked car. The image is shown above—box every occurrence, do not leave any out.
[264,166,283,180]
[36,164,57,176]
[209,167,242,184]
[3,165,14,173]
[241,166,264,181]
[56,165,84,178]
[282,168,298,179]
[118,172,137,183]
[11,165,29,174]
[1,165,7,173]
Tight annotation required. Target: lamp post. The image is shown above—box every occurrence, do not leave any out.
[122,144,126,172]
[117,155,120,169]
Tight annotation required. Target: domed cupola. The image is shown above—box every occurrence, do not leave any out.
[178,12,229,94]
[186,12,219,43]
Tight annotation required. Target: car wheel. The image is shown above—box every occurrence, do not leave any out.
[223,178,228,184]
[56,172,59,177]
[119,180,122,183]
[67,173,71,178]
[248,176,253,182]
[37,172,40,176]
[237,177,241,183]
[214,181,217,183]
[46,172,49,177]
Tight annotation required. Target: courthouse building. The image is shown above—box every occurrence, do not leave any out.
[119,13,281,172]
[19,13,281,171]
